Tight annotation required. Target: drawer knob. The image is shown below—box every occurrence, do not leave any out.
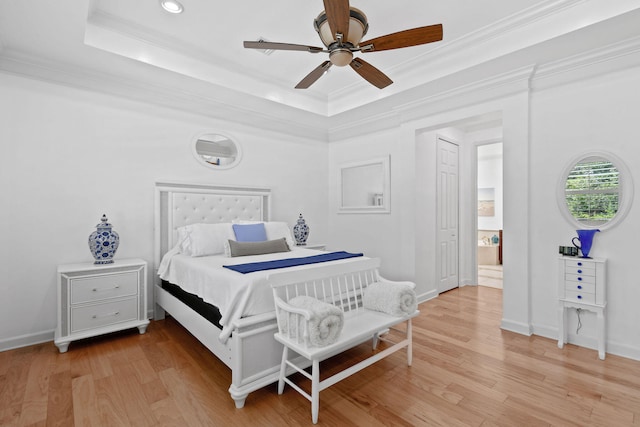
[577,269,582,274]
[578,277,582,281]
[577,285,582,289]
[577,295,582,299]
[577,262,582,266]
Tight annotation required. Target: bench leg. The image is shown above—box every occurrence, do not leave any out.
[311,359,320,424]
[407,319,413,366]
[372,332,379,350]
[278,346,288,395]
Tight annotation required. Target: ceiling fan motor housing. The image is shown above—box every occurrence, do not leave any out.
[314,7,369,55]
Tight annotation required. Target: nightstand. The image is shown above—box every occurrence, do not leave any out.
[557,256,607,359]
[298,243,326,250]
[55,258,149,353]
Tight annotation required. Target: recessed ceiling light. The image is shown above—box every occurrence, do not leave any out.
[160,0,184,14]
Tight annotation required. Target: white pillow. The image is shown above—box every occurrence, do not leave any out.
[232,220,295,249]
[265,222,295,249]
[178,223,234,257]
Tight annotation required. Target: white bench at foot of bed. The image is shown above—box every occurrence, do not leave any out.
[269,258,419,424]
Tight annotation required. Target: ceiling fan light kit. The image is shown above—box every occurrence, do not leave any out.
[329,49,353,67]
[243,0,443,89]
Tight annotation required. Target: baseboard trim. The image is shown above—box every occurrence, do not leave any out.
[501,318,532,336]
[533,323,640,362]
[417,289,439,304]
[0,329,55,352]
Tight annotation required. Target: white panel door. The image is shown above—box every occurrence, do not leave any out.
[436,138,459,293]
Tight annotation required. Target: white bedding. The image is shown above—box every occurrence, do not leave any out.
[158,247,363,342]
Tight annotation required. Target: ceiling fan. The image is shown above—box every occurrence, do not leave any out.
[243,0,443,90]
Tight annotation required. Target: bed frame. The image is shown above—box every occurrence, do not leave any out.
[153,181,288,408]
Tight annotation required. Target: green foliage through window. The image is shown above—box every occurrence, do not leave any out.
[565,158,619,225]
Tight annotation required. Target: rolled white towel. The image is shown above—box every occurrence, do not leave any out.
[363,281,417,316]
[279,296,344,347]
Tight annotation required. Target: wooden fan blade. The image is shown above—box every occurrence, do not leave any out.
[349,58,392,89]
[323,0,350,42]
[244,41,324,53]
[295,61,333,89]
[359,24,443,52]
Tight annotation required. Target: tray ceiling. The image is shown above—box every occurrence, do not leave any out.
[1,0,639,120]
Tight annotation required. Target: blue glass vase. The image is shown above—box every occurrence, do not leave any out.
[572,229,599,258]
[88,214,120,264]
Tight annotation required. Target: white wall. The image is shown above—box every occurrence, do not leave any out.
[328,128,417,282]
[0,74,329,349]
[529,66,640,359]
[328,62,640,360]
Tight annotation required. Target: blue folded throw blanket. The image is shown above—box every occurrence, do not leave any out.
[223,251,363,274]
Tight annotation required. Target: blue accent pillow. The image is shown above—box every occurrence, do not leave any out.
[232,223,268,242]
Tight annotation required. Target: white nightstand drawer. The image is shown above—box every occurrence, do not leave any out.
[565,265,595,276]
[565,273,596,285]
[71,272,138,304]
[565,259,595,269]
[564,281,595,294]
[563,290,595,304]
[71,297,138,333]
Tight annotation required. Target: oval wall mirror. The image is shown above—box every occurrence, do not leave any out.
[557,150,633,231]
[192,132,242,170]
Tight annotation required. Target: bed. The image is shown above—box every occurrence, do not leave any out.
[153,181,362,408]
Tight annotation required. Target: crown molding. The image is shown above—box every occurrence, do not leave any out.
[329,29,640,140]
[3,26,639,144]
[85,9,330,116]
[0,50,329,141]
[328,111,403,142]
[328,65,535,141]
[532,35,640,90]
[327,0,587,115]
[393,66,535,120]
[327,0,640,116]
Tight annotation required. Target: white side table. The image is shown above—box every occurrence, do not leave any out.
[298,243,326,250]
[557,256,607,359]
[55,258,149,353]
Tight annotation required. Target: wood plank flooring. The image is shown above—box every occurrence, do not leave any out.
[2,286,640,426]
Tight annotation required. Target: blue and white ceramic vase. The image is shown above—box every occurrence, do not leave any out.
[88,214,119,264]
[293,213,309,246]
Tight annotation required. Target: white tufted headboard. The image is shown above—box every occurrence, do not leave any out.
[154,181,271,282]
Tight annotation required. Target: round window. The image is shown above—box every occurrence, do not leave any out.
[557,151,633,230]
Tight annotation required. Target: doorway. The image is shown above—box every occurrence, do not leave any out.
[476,142,503,288]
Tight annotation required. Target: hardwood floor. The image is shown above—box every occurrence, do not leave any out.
[2,286,640,426]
